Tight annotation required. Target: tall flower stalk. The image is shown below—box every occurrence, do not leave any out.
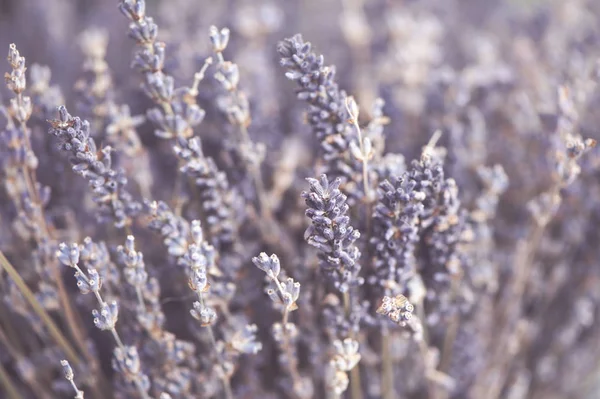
[253,253,309,398]
[56,242,151,399]
[118,0,238,249]
[2,44,105,397]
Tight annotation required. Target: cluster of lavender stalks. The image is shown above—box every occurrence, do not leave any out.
[1,0,600,398]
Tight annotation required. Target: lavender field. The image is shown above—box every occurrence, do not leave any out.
[0,0,599,398]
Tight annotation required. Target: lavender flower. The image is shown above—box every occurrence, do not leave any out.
[376,294,415,327]
[48,107,141,228]
[325,338,361,397]
[60,360,84,399]
[278,35,360,194]
[56,240,151,398]
[302,174,362,293]
[1,4,600,399]
[370,174,425,292]
[119,0,238,249]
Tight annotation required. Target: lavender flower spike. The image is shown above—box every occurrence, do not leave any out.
[302,174,362,292]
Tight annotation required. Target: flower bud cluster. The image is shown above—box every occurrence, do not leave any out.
[302,175,362,293]
[120,0,238,249]
[278,35,360,192]
[57,239,151,398]
[370,174,426,291]
[48,106,141,228]
[376,294,415,327]
[252,252,306,396]
[60,360,85,399]
[325,338,361,396]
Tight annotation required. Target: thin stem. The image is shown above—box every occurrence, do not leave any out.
[0,302,24,354]
[440,314,459,374]
[189,59,213,97]
[349,357,363,399]
[381,328,394,399]
[67,378,84,399]
[0,360,21,399]
[346,99,372,201]
[343,291,363,399]
[108,324,148,397]
[0,251,81,366]
[173,159,185,216]
[110,328,125,349]
[270,272,286,296]
[346,99,375,266]
[439,273,463,374]
[14,99,46,232]
[270,273,304,396]
[51,261,95,370]
[134,287,145,312]
[350,115,373,234]
[241,126,272,221]
[197,292,233,399]
[343,291,351,316]
[425,130,442,153]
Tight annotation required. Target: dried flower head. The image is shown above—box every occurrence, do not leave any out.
[331,338,361,372]
[302,174,362,292]
[252,252,281,278]
[376,294,415,326]
[230,324,263,355]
